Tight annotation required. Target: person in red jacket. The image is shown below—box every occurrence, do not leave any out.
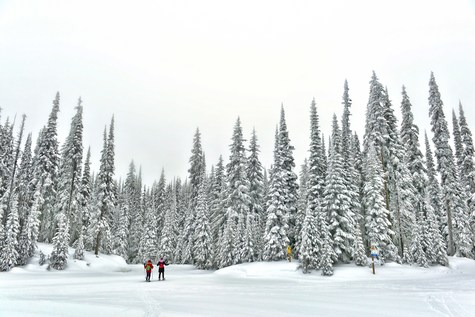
[144,260,154,282]
[157,258,169,281]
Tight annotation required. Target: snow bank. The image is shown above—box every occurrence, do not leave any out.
[10,243,130,274]
[214,260,300,279]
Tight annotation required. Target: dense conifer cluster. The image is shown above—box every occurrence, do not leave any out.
[1,73,474,275]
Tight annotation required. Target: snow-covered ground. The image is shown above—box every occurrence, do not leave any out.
[2,244,475,317]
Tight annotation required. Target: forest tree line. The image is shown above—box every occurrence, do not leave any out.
[0,72,474,276]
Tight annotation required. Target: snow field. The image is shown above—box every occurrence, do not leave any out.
[1,244,475,317]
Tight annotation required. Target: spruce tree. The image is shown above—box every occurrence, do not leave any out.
[363,143,397,263]
[222,118,251,265]
[324,115,355,263]
[319,216,336,276]
[409,217,429,268]
[0,118,15,207]
[193,175,214,269]
[112,189,128,259]
[0,193,19,271]
[57,100,83,244]
[159,184,177,262]
[153,170,167,243]
[91,118,116,256]
[458,103,475,237]
[428,73,473,257]
[277,107,299,247]
[124,161,142,263]
[209,156,227,253]
[352,133,366,246]
[452,110,464,171]
[34,93,61,243]
[50,211,70,270]
[299,204,320,273]
[424,133,446,238]
[294,159,309,258]
[74,228,85,260]
[16,133,35,265]
[352,225,367,266]
[263,126,289,261]
[189,128,206,204]
[340,82,363,259]
[138,189,157,262]
[217,212,236,268]
[247,128,265,259]
[298,100,335,273]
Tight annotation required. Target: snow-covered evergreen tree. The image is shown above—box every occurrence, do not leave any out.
[352,133,366,246]
[138,189,157,262]
[209,156,227,252]
[176,203,195,264]
[428,73,473,257]
[298,98,326,267]
[399,86,446,265]
[263,125,289,261]
[90,117,116,256]
[159,183,177,262]
[57,100,83,244]
[152,169,166,244]
[352,225,367,266]
[221,118,251,265]
[319,216,336,276]
[49,211,70,270]
[193,175,214,269]
[299,203,320,273]
[123,161,141,263]
[0,118,15,207]
[175,180,193,264]
[324,115,355,263]
[247,128,265,259]
[340,82,363,260]
[217,211,236,268]
[0,193,19,271]
[458,102,475,238]
[409,217,429,268]
[451,110,464,172]
[112,189,128,259]
[77,148,93,249]
[424,132,446,241]
[74,227,85,260]
[189,128,206,204]
[15,133,35,265]
[363,143,398,263]
[294,159,309,258]
[299,100,336,273]
[34,93,61,243]
[177,129,206,264]
[363,74,412,260]
[277,107,299,247]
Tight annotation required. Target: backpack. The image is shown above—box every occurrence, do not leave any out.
[146,264,151,270]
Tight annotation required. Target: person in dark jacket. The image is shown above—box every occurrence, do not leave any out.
[144,260,154,282]
[157,257,169,280]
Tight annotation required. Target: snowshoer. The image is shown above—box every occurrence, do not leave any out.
[287,246,292,262]
[157,257,169,281]
[144,260,154,282]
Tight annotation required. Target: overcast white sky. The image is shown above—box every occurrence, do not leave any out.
[0,0,474,185]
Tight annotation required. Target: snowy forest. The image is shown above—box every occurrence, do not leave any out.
[1,72,474,276]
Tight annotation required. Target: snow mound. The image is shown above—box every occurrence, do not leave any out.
[215,260,300,278]
[10,243,130,274]
[447,256,475,274]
